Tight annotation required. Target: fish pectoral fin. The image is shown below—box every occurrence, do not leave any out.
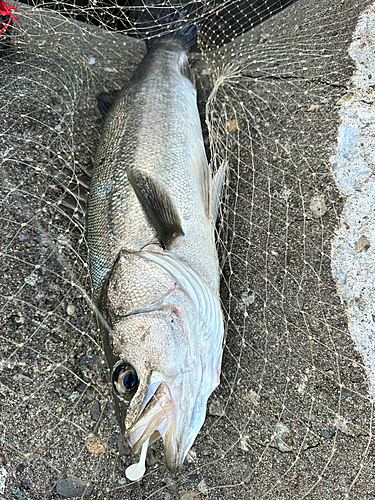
[97,89,121,118]
[211,162,228,223]
[127,169,184,250]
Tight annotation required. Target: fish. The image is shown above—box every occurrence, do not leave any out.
[87,18,225,476]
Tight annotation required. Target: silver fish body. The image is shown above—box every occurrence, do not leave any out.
[88,34,224,473]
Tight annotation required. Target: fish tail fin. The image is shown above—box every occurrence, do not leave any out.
[135,3,198,52]
[145,22,197,52]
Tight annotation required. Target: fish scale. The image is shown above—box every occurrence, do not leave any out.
[87,27,225,476]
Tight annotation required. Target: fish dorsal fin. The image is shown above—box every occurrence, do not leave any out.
[201,158,211,218]
[178,53,195,86]
[97,89,121,118]
[127,169,184,250]
[191,146,211,218]
[211,162,228,223]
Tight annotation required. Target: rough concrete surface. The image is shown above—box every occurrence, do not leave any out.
[0,0,374,499]
[331,3,375,400]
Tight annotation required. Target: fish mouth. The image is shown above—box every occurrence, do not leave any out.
[126,380,176,454]
[125,376,201,475]
[125,366,214,475]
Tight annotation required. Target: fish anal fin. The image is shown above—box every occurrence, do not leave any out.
[97,89,121,118]
[127,170,184,250]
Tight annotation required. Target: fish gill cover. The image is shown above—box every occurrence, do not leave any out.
[0,0,375,499]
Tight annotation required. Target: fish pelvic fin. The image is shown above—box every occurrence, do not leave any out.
[127,169,184,250]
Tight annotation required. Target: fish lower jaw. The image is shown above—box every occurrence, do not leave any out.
[127,417,168,454]
[128,429,162,454]
[127,421,188,476]
[125,381,175,453]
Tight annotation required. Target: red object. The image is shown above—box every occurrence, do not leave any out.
[0,1,18,36]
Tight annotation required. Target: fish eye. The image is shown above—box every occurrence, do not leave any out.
[112,361,138,400]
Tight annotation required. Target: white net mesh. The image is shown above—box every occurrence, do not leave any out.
[1,0,374,498]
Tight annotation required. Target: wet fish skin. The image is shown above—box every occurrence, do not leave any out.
[88,30,224,473]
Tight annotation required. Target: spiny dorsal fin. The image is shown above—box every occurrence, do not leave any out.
[127,169,184,250]
[192,149,211,218]
[211,162,228,223]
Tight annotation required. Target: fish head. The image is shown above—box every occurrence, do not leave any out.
[110,294,223,474]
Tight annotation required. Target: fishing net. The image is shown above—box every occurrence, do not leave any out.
[1,0,375,498]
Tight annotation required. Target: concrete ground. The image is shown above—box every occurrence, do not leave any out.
[0,0,374,499]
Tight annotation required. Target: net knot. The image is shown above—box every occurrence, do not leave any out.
[0,1,18,36]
